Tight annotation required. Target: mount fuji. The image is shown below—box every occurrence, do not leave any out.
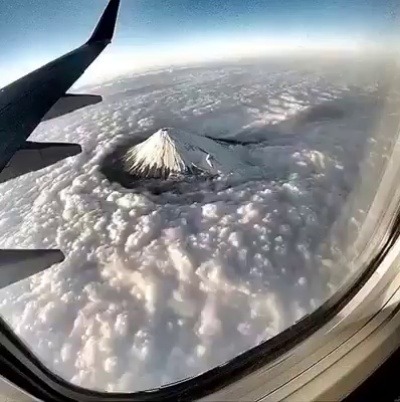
[122,128,253,180]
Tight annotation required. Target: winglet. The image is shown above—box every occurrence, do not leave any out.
[87,0,120,45]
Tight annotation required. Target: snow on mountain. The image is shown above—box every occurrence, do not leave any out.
[122,127,250,179]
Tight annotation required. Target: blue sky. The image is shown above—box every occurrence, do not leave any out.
[0,0,398,86]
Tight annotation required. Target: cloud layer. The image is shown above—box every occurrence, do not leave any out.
[0,58,384,392]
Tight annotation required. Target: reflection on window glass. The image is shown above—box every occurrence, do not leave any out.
[0,0,398,394]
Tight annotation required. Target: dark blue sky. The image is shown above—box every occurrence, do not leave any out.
[0,0,398,85]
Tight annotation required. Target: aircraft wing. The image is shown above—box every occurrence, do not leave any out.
[42,93,103,122]
[0,142,82,184]
[0,0,121,288]
[0,250,65,290]
[0,0,120,180]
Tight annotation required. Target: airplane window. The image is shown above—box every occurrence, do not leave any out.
[0,0,399,395]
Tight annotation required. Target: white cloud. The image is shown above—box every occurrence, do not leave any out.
[76,34,378,87]
[0,58,384,392]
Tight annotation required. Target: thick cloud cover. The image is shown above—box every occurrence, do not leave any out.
[0,58,387,392]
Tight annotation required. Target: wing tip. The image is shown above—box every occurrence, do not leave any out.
[87,0,121,45]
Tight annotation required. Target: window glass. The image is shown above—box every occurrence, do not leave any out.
[0,0,398,393]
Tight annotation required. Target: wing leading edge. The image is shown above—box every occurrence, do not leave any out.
[0,0,121,287]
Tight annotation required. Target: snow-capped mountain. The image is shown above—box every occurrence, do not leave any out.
[122,127,249,179]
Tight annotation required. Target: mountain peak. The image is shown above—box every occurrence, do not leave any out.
[122,127,245,180]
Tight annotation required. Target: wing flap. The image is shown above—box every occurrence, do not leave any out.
[42,93,102,122]
[0,142,81,183]
[0,249,64,289]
